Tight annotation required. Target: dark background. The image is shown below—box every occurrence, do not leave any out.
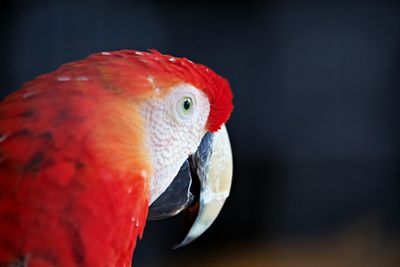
[1,1,399,266]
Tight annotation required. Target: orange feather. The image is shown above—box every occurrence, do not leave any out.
[0,50,233,266]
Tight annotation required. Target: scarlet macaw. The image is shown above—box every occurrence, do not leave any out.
[0,50,233,266]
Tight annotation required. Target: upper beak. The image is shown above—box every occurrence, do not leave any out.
[147,125,233,248]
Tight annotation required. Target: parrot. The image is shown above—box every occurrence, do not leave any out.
[0,50,233,267]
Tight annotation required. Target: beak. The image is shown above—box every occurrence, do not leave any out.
[147,125,233,248]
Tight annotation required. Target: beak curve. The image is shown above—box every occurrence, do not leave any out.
[147,125,233,248]
[174,124,233,248]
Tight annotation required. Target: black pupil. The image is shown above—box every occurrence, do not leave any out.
[183,99,191,110]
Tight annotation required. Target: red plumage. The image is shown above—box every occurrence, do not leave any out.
[0,50,233,266]
[127,49,233,132]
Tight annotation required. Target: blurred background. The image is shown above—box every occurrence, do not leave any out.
[1,0,399,266]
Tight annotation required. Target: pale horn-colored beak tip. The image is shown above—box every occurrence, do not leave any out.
[174,125,233,248]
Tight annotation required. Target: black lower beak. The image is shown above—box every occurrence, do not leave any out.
[147,133,214,221]
[147,125,233,248]
[147,159,196,221]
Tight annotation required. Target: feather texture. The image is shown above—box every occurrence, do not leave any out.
[0,50,233,266]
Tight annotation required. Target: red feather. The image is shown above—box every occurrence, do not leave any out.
[0,50,233,266]
[118,49,234,132]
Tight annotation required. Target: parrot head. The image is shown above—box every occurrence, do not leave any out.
[0,49,233,265]
[131,50,234,247]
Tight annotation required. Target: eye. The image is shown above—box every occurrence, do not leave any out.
[178,96,194,117]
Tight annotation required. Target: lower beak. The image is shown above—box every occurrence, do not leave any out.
[147,125,233,248]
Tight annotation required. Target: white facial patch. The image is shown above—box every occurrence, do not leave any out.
[141,84,210,204]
